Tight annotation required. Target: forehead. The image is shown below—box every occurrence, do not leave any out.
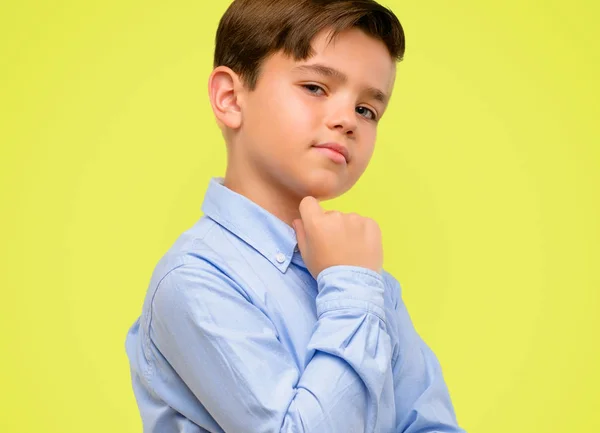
[266,28,397,95]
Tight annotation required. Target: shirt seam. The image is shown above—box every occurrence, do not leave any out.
[318,305,388,325]
[147,257,280,421]
[143,222,219,385]
[318,266,384,284]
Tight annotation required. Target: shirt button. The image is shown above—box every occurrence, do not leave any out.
[276,252,286,263]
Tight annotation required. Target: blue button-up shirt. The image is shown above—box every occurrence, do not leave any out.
[125,177,465,433]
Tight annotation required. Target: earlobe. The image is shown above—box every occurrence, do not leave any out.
[208,66,243,129]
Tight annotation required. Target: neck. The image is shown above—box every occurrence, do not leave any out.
[223,161,302,228]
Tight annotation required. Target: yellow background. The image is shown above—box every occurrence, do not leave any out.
[1,1,598,431]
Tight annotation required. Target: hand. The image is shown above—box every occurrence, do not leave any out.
[292,196,383,279]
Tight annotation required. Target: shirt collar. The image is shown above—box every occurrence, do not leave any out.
[200,177,300,273]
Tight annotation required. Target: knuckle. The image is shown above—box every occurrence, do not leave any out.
[329,211,343,220]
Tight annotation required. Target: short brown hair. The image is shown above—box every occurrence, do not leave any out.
[213,0,405,90]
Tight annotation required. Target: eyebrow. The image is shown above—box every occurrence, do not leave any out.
[292,63,388,104]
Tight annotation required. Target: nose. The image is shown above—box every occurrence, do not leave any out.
[325,100,357,137]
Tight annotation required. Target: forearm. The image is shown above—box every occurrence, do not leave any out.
[280,266,393,431]
[151,264,394,433]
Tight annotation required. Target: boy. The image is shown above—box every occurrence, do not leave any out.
[125,0,466,432]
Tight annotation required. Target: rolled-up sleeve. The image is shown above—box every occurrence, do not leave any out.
[149,261,394,433]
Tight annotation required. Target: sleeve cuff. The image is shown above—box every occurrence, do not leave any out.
[315,265,386,321]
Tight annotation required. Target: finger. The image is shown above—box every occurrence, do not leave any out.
[298,196,323,222]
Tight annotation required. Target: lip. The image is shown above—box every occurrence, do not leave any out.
[313,142,350,163]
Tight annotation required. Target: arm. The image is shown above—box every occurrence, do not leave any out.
[382,272,466,433]
[150,261,394,433]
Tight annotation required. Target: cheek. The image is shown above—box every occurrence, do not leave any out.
[270,86,316,131]
[351,132,376,172]
[245,87,313,159]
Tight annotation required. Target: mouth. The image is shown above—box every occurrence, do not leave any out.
[312,142,350,164]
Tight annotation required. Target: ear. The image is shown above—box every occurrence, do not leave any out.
[208,66,244,130]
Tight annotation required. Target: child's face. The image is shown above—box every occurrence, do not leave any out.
[236,27,396,200]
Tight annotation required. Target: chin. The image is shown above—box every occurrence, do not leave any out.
[300,171,352,200]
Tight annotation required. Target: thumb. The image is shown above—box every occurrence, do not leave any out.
[292,219,307,254]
